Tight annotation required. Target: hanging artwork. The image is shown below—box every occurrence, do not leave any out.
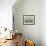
[23,15,35,25]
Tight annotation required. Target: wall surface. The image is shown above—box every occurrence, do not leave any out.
[0,0,16,30]
[41,0,46,46]
[13,0,41,46]
[13,0,46,46]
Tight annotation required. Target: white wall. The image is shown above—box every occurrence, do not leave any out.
[0,0,16,30]
[41,0,46,46]
[13,0,46,46]
[13,0,41,46]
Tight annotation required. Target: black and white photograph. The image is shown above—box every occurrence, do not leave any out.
[23,15,35,25]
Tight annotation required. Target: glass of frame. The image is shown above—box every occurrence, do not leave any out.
[23,15,35,25]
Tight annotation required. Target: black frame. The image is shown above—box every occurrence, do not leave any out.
[23,15,35,25]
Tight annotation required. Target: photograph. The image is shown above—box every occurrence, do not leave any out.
[23,15,35,25]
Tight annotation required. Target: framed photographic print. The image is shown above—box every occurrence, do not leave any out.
[23,15,35,25]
